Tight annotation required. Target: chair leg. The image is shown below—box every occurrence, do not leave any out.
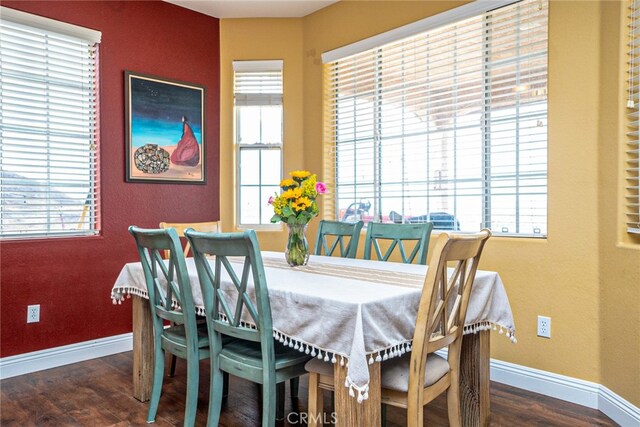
[206,363,225,427]
[169,354,177,377]
[183,355,199,427]
[261,380,277,427]
[290,377,299,399]
[381,403,387,427]
[406,398,424,427]
[307,373,323,427]
[168,322,177,377]
[276,381,286,421]
[146,344,166,423]
[223,372,229,399]
[447,376,462,427]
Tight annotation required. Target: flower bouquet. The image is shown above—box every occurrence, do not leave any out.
[269,170,326,266]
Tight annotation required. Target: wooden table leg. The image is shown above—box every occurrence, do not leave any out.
[334,361,381,426]
[132,295,153,402]
[460,329,491,427]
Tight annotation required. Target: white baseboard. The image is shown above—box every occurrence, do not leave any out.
[1,335,638,426]
[490,358,640,427]
[0,333,132,380]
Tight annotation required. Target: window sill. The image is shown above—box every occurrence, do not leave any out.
[237,224,283,232]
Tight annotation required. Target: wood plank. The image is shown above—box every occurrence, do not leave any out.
[132,295,154,402]
[334,361,381,426]
[460,329,491,427]
[0,352,619,427]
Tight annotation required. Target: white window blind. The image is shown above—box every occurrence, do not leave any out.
[627,0,640,234]
[234,60,283,226]
[0,8,101,239]
[326,0,548,236]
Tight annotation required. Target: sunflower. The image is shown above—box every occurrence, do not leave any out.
[290,170,311,181]
[292,197,312,212]
[282,188,303,200]
[280,178,296,189]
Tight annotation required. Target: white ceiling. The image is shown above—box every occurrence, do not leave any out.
[163,0,338,18]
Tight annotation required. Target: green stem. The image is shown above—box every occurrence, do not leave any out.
[286,224,309,266]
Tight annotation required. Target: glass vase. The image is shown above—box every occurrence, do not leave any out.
[285,223,310,267]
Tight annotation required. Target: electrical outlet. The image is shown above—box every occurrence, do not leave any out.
[27,304,40,323]
[537,315,551,338]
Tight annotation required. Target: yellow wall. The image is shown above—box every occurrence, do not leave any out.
[221,0,640,406]
[598,0,640,406]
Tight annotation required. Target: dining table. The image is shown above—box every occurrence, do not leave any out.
[111,251,515,427]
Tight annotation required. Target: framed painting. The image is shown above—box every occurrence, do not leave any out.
[125,71,206,184]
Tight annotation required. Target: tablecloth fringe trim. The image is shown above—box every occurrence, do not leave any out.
[111,288,185,313]
[111,287,147,304]
[464,321,517,343]
[345,375,370,403]
[273,330,348,365]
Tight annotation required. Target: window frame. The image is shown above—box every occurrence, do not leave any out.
[233,60,284,229]
[324,0,548,238]
[0,7,101,240]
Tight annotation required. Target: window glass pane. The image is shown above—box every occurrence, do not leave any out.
[261,186,279,223]
[237,106,261,144]
[240,149,260,185]
[240,187,260,224]
[261,106,283,144]
[261,149,281,185]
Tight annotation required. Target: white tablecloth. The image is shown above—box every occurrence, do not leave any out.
[111,251,515,401]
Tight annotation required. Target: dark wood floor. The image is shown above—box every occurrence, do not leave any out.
[0,352,617,426]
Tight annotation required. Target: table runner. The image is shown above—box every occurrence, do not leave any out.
[111,251,515,402]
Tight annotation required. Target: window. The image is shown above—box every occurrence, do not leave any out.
[0,8,101,239]
[234,60,283,226]
[325,0,548,236]
[627,0,640,234]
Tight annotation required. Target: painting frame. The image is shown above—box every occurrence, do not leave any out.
[125,71,206,184]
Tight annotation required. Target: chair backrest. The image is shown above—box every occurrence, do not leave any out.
[159,221,221,257]
[363,222,433,265]
[185,229,274,347]
[314,220,364,258]
[128,226,199,340]
[408,230,491,395]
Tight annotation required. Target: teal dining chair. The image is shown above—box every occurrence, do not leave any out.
[185,228,311,427]
[128,226,211,426]
[363,222,434,265]
[313,220,364,258]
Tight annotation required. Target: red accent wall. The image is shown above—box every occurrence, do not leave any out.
[0,1,220,357]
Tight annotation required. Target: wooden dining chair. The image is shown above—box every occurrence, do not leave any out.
[185,228,311,427]
[314,220,364,258]
[128,226,210,426]
[364,222,433,265]
[159,220,221,258]
[379,229,491,426]
[306,230,491,427]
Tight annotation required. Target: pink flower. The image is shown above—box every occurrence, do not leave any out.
[267,196,275,205]
[315,182,327,194]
